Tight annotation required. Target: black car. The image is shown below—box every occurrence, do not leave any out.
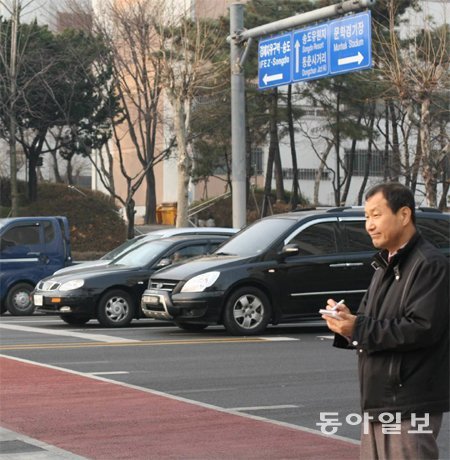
[141,207,450,335]
[33,234,231,327]
[54,227,238,275]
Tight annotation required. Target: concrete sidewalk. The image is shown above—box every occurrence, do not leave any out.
[0,427,85,459]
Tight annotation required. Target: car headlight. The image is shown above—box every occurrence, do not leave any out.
[59,279,85,291]
[181,271,220,293]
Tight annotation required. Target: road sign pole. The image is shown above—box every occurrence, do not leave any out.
[230,3,247,229]
[229,0,375,227]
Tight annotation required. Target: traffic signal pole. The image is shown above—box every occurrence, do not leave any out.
[229,0,375,229]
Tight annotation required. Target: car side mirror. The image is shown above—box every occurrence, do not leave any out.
[156,258,172,268]
[279,244,299,258]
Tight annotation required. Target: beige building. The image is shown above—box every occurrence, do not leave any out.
[92,0,248,224]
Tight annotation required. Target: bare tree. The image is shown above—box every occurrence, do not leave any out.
[0,0,35,215]
[375,1,449,206]
[154,1,227,227]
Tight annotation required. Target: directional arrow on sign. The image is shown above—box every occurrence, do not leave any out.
[337,51,364,66]
[263,73,284,85]
[294,40,300,73]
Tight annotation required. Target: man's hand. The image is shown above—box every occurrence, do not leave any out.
[321,298,356,337]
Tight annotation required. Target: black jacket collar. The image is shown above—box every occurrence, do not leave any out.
[371,231,421,272]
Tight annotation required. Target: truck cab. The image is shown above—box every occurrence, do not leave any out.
[0,216,72,315]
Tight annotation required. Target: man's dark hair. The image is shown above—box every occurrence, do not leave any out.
[365,182,416,224]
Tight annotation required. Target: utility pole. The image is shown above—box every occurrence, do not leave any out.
[229,3,247,229]
[229,0,375,229]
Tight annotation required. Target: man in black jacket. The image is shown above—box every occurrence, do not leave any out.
[322,182,449,460]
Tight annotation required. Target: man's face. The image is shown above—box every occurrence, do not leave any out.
[364,192,409,252]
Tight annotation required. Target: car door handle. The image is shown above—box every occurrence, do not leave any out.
[329,263,347,268]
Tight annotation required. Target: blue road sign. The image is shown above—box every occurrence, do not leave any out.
[292,24,328,82]
[258,34,292,89]
[258,11,372,89]
[329,11,372,75]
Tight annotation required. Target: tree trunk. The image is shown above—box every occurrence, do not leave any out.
[51,151,63,182]
[411,128,422,194]
[66,157,73,185]
[341,110,363,205]
[245,102,252,203]
[9,1,19,216]
[9,116,19,216]
[172,97,191,227]
[313,142,333,206]
[420,97,437,206]
[383,100,390,181]
[261,91,278,217]
[145,169,157,224]
[341,137,356,206]
[28,151,38,202]
[287,84,300,209]
[389,100,401,181]
[270,89,284,202]
[125,198,135,239]
[357,104,375,205]
[334,88,341,206]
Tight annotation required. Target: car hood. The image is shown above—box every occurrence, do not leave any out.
[54,260,110,275]
[41,264,142,284]
[151,254,253,281]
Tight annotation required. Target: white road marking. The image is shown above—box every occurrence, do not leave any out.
[229,405,300,411]
[0,323,140,343]
[257,337,299,341]
[89,371,130,375]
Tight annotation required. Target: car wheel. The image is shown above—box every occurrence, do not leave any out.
[223,286,271,336]
[174,320,208,332]
[5,283,35,316]
[60,315,90,325]
[97,289,134,327]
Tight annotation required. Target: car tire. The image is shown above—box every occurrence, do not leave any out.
[60,315,90,325]
[174,320,208,332]
[223,286,271,336]
[5,282,35,316]
[97,289,134,327]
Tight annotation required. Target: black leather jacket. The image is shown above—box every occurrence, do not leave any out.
[335,233,449,417]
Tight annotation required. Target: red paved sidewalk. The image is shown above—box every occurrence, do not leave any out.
[0,356,359,459]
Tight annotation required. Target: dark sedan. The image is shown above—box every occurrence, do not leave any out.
[141,207,450,335]
[33,234,230,327]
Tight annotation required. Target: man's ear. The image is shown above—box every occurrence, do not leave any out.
[399,206,412,225]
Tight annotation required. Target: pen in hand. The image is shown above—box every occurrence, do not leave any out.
[330,299,345,311]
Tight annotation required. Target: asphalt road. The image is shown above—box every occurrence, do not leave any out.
[1,315,448,459]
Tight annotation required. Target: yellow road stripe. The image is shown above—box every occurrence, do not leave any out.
[0,337,266,351]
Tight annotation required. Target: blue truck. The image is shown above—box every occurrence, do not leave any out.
[0,216,72,315]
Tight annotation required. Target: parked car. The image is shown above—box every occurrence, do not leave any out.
[33,234,231,327]
[0,216,72,315]
[141,207,450,335]
[55,227,238,275]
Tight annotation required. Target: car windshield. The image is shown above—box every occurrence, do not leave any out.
[214,217,296,257]
[110,240,172,267]
[100,234,148,260]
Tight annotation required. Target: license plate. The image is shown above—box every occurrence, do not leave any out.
[143,295,159,305]
[33,294,43,306]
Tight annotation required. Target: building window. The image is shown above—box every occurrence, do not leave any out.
[251,148,263,175]
[344,149,391,176]
[282,168,330,180]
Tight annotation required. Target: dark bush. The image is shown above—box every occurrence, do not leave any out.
[1,181,127,256]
